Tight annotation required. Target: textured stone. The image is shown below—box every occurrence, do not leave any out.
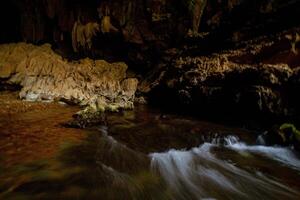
[142,29,300,118]
[0,43,138,113]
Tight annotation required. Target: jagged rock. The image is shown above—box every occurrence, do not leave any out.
[65,108,107,129]
[143,29,300,118]
[0,43,138,113]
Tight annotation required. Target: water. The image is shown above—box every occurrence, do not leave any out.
[150,135,300,200]
[1,102,300,200]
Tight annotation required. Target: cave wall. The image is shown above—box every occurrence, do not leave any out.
[1,0,300,68]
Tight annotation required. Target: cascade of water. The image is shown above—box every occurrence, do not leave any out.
[150,135,300,200]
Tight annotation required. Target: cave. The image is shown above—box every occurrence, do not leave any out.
[1,0,300,199]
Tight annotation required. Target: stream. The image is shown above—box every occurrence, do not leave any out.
[0,103,300,200]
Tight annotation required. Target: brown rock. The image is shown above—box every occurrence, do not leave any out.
[0,43,138,113]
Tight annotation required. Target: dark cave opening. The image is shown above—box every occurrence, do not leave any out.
[0,1,21,43]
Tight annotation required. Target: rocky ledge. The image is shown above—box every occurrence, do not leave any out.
[0,43,138,115]
[140,28,300,121]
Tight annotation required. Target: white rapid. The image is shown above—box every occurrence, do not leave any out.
[223,136,300,171]
[150,135,300,200]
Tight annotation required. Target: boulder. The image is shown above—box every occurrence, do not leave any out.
[0,43,138,113]
[258,124,300,150]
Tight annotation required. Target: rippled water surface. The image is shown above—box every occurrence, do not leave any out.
[1,101,300,200]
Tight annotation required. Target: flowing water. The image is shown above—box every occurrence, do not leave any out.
[0,101,300,200]
[151,137,300,200]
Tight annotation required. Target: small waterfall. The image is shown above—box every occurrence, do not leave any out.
[256,133,267,145]
[202,133,243,146]
[223,135,240,145]
[150,135,300,200]
[227,143,300,170]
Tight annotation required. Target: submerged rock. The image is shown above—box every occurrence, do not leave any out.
[257,124,300,150]
[280,123,300,150]
[0,43,138,113]
[66,109,107,129]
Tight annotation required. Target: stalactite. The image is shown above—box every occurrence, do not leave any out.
[182,0,207,33]
[101,16,112,33]
[71,21,79,52]
[72,20,100,52]
[85,22,100,49]
[118,1,135,27]
[98,4,118,33]
[286,33,300,54]
[192,0,207,33]
[44,0,58,19]
[228,0,241,11]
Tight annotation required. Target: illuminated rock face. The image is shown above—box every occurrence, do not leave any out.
[0,43,138,112]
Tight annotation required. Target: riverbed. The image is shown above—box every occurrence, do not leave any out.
[0,91,300,200]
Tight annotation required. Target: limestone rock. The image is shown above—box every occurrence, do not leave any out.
[0,43,138,113]
[72,21,100,52]
[142,30,299,118]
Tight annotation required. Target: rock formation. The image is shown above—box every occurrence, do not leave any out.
[1,0,300,123]
[72,21,100,52]
[2,0,299,67]
[141,27,300,120]
[0,43,138,114]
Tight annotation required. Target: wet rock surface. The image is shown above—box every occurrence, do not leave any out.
[258,123,300,150]
[65,110,106,129]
